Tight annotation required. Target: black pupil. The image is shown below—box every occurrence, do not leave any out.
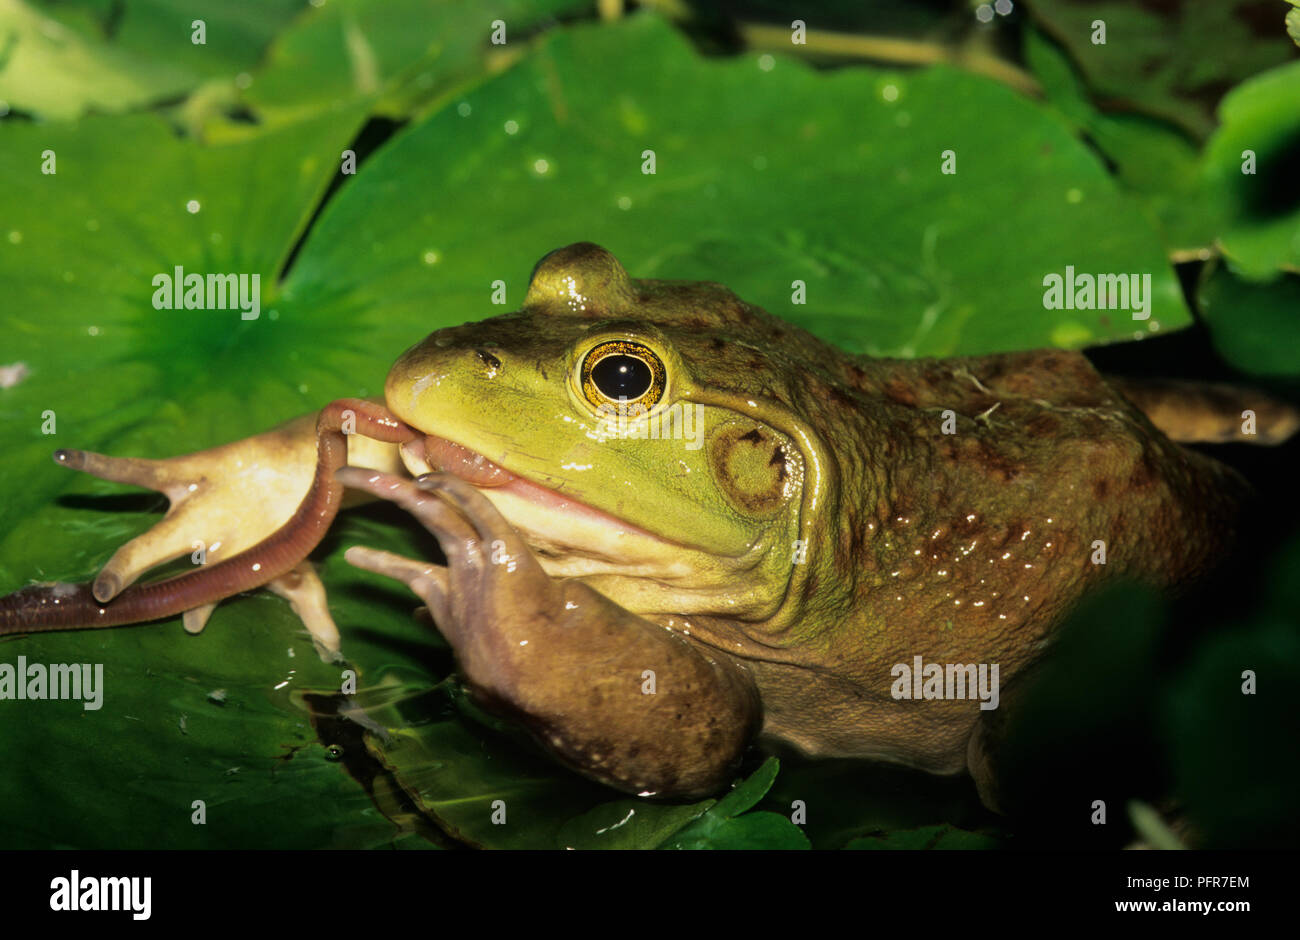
[591,353,652,401]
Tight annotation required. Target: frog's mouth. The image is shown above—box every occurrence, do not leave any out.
[398,434,669,551]
[394,432,793,623]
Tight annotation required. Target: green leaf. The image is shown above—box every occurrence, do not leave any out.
[1163,615,1300,848]
[242,0,589,125]
[1025,0,1300,138]
[1198,264,1300,377]
[555,799,715,850]
[290,13,1188,356]
[1024,26,1222,255]
[0,0,306,119]
[658,758,810,849]
[1202,60,1300,279]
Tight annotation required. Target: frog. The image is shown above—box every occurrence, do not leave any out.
[1,242,1287,808]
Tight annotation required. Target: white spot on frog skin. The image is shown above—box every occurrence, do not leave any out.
[411,372,441,397]
[519,640,528,646]
[252,563,262,572]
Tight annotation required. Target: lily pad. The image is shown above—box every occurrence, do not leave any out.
[1024,26,1222,256]
[0,0,306,119]
[1198,264,1300,377]
[1025,0,1299,138]
[288,13,1189,356]
[1202,60,1300,279]
[241,0,589,125]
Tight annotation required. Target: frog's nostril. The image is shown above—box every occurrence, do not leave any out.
[474,348,502,374]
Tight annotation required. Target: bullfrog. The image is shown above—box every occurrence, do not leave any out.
[0,243,1285,807]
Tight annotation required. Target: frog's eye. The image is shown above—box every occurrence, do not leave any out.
[579,340,666,411]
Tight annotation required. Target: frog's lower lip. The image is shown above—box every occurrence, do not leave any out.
[400,436,665,542]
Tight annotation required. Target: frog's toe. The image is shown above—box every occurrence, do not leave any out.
[54,448,195,502]
[336,468,479,562]
[344,545,451,633]
[265,562,343,662]
[93,512,203,602]
[182,603,217,635]
[413,474,520,549]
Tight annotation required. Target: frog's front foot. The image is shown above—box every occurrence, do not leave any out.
[0,401,416,661]
[49,430,347,659]
[340,468,762,799]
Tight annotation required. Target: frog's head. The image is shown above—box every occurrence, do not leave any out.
[384,243,839,641]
